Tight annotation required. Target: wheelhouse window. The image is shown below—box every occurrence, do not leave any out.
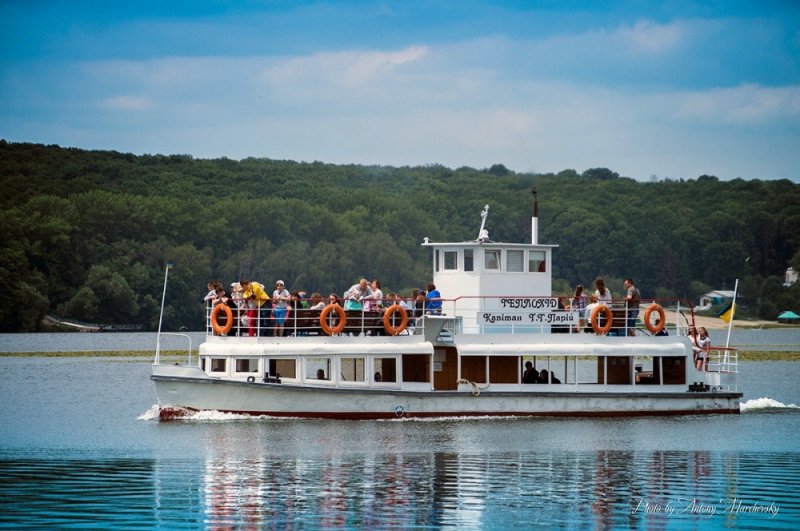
[444,251,457,270]
[529,251,546,273]
[269,358,296,379]
[341,357,366,382]
[306,357,332,381]
[374,357,397,383]
[235,358,259,373]
[210,358,227,373]
[507,250,524,272]
[464,249,474,271]
[485,250,501,270]
[435,249,440,272]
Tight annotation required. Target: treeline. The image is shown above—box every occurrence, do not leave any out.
[1,140,798,332]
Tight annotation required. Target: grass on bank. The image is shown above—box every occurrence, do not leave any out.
[2,350,799,361]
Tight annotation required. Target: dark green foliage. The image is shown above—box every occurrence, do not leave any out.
[1,141,798,331]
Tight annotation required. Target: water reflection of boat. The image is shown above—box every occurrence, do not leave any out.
[152,196,741,419]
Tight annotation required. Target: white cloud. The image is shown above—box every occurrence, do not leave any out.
[264,46,428,88]
[673,84,800,124]
[617,19,682,53]
[99,95,151,111]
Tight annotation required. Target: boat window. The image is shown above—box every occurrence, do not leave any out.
[340,357,366,382]
[461,356,486,383]
[306,357,332,381]
[374,357,397,383]
[464,249,474,271]
[200,358,206,371]
[402,354,430,382]
[658,357,686,385]
[269,359,296,379]
[210,358,227,373]
[507,250,524,272]
[444,251,457,270]
[235,358,259,373]
[435,249,440,272]
[489,356,518,383]
[485,250,501,270]
[529,251,546,273]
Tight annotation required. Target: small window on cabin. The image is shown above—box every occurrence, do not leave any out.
[306,357,332,381]
[210,358,227,372]
[529,251,546,273]
[507,250,524,272]
[269,359,296,379]
[464,249,474,271]
[341,357,366,382]
[444,251,457,270]
[435,249,440,272]
[374,357,397,383]
[235,358,259,373]
[485,250,501,270]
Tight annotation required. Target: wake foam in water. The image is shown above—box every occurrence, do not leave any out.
[137,404,161,420]
[740,397,799,412]
[138,404,282,421]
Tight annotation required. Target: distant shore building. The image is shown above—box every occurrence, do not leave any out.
[785,267,798,287]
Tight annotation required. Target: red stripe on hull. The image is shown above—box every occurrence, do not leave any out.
[158,407,740,421]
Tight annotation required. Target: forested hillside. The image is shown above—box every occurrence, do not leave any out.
[1,140,798,332]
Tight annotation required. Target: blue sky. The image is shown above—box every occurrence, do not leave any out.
[2,1,799,181]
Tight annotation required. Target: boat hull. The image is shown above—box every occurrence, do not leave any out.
[152,372,742,420]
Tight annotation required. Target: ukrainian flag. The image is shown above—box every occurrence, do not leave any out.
[718,301,736,323]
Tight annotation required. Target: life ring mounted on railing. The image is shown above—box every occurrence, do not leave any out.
[211,304,233,335]
[320,304,346,335]
[590,305,613,335]
[644,303,666,334]
[383,305,408,335]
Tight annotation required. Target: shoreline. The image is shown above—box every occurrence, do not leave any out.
[692,315,798,330]
[2,350,798,361]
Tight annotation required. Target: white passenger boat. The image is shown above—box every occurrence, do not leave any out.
[151,199,741,419]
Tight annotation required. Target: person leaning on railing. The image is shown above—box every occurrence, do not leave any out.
[240,279,270,337]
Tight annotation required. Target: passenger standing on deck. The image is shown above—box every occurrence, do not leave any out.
[240,279,269,337]
[623,278,641,336]
[344,279,373,310]
[571,284,587,333]
[272,280,291,337]
[584,295,600,333]
[696,327,711,371]
[365,279,383,311]
[595,278,612,305]
[425,282,442,315]
[308,293,325,310]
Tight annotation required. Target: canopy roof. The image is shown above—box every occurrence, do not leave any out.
[777,311,800,319]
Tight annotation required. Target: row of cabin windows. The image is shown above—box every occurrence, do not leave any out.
[205,356,406,383]
[435,249,546,273]
[206,355,686,385]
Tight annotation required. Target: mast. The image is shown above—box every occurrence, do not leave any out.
[531,187,538,245]
[155,263,173,365]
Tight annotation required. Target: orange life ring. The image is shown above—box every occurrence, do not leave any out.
[590,305,613,335]
[211,304,233,335]
[644,303,666,334]
[383,305,408,335]
[320,304,346,335]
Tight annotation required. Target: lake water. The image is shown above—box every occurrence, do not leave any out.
[1,333,800,529]
[1,328,798,353]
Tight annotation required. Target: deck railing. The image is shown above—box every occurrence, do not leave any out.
[205,296,699,338]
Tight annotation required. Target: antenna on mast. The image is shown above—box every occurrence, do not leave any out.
[477,205,490,242]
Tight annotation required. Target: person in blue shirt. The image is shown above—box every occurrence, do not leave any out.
[425,282,442,315]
